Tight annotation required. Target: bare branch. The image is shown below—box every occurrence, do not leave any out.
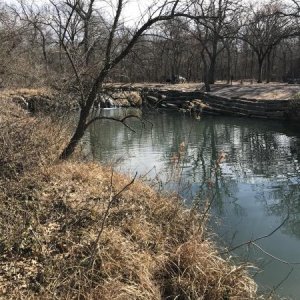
[84,114,145,132]
[224,211,290,254]
[105,0,123,66]
[89,171,137,268]
[252,242,300,265]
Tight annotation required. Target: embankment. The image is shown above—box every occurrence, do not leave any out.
[0,94,258,299]
[0,87,142,113]
[140,83,300,121]
[3,84,298,122]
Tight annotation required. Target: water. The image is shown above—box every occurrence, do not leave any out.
[85,108,300,298]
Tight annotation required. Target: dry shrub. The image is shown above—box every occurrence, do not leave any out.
[0,99,69,180]
[0,87,52,98]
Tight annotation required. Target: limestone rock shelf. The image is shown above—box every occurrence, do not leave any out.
[136,83,299,121]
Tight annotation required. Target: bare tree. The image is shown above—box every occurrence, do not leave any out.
[0,4,36,86]
[190,0,242,87]
[2,0,298,96]
[56,0,206,159]
[240,1,293,83]
[10,0,50,69]
[159,18,192,80]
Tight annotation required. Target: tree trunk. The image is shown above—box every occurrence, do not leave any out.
[234,48,238,80]
[84,20,92,66]
[208,43,218,84]
[201,51,210,92]
[208,56,216,84]
[244,49,248,80]
[282,51,287,80]
[250,50,254,80]
[60,72,107,159]
[38,29,48,70]
[257,58,263,83]
[266,52,271,83]
[226,45,231,84]
[59,109,89,159]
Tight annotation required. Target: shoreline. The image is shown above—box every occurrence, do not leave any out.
[0,91,259,299]
[2,82,299,121]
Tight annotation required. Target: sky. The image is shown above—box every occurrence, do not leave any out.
[3,0,160,26]
[3,0,296,26]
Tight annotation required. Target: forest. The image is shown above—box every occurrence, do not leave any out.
[0,0,300,89]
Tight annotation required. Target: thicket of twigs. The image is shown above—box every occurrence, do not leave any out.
[0,99,258,299]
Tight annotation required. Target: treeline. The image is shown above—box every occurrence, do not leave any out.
[0,0,299,89]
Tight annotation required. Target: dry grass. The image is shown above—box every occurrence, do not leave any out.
[0,99,69,181]
[0,87,79,113]
[0,100,258,299]
[0,87,53,98]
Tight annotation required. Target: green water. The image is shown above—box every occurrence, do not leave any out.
[85,108,300,298]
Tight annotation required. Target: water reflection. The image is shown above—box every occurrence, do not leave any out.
[86,109,300,298]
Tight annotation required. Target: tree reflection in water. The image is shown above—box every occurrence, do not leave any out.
[87,109,300,298]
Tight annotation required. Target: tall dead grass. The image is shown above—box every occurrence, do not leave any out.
[0,100,69,181]
[0,100,259,299]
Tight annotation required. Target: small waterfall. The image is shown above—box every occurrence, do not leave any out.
[94,91,142,108]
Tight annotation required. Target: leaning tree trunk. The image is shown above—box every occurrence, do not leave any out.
[59,73,106,159]
[59,107,90,159]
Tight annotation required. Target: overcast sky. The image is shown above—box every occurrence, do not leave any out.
[3,0,158,26]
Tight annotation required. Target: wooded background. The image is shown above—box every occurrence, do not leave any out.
[0,0,299,88]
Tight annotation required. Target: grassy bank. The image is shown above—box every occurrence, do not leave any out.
[0,98,258,299]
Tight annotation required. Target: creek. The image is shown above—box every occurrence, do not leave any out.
[84,108,300,298]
